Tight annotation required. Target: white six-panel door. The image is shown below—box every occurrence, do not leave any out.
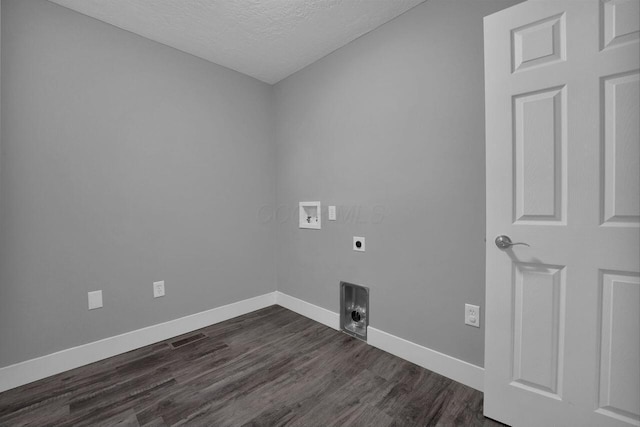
[484,1,639,426]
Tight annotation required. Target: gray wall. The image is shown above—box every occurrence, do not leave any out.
[0,0,276,368]
[0,0,523,370]
[274,0,521,367]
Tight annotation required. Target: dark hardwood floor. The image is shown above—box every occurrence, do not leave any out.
[0,305,504,426]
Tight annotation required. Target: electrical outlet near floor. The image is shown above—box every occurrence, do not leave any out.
[465,304,480,327]
[153,281,165,298]
[88,290,103,310]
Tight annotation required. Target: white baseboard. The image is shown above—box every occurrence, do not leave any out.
[275,292,484,392]
[0,290,484,394]
[0,292,277,393]
[275,291,339,330]
[367,327,485,391]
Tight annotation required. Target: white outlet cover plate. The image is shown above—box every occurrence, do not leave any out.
[153,281,165,298]
[465,303,480,327]
[88,290,103,310]
[328,205,336,221]
[353,236,365,252]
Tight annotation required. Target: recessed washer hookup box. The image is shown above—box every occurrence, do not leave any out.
[340,281,369,341]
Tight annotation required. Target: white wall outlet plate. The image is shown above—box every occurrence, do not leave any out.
[353,236,365,252]
[465,303,480,327]
[328,205,336,221]
[299,201,321,229]
[153,281,165,298]
[88,290,103,310]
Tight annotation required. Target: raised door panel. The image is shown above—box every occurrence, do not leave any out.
[512,13,566,72]
[601,0,640,50]
[602,71,640,226]
[597,271,640,425]
[513,87,567,224]
[512,263,566,399]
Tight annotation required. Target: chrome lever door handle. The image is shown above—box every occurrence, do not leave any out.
[495,235,529,249]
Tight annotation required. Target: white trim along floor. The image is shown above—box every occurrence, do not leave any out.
[0,291,484,393]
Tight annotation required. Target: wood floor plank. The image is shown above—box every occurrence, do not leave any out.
[285,369,393,427]
[328,404,394,427]
[0,305,504,427]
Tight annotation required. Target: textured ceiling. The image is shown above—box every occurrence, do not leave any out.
[47,0,426,84]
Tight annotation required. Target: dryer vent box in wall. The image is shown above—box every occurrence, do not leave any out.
[299,201,321,229]
[340,281,369,341]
